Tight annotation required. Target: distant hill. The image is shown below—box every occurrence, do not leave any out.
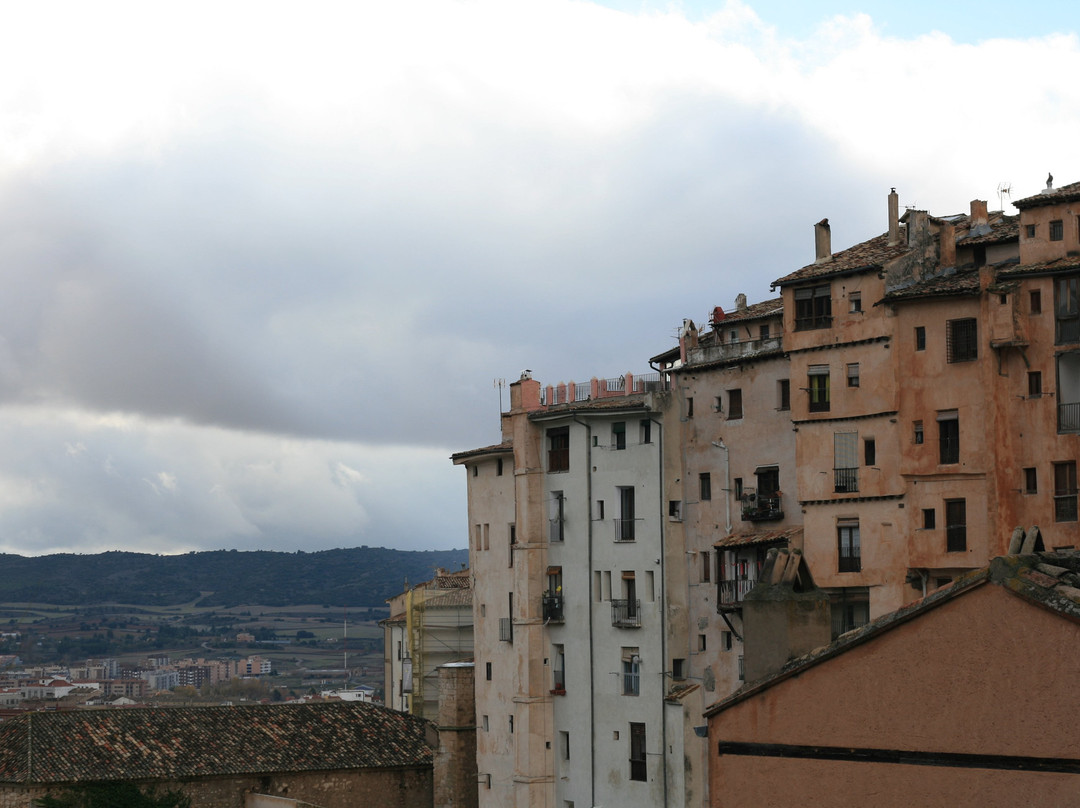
[0,547,469,608]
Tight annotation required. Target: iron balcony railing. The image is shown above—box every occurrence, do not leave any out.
[1059,401,1080,432]
[611,599,641,627]
[498,617,513,642]
[614,519,638,541]
[542,593,564,622]
[741,496,783,521]
[552,668,565,693]
[834,467,859,493]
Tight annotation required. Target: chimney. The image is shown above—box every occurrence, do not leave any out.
[887,188,900,246]
[814,219,831,263]
[970,199,988,227]
[907,210,929,247]
[939,221,956,268]
[735,293,748,313]
[741,548,832,683]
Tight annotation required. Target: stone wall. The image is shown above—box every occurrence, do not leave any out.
[434,662,477,808]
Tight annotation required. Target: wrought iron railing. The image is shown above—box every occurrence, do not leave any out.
[542,593,564,622]
[834,467,859,493]
[716,578,756,608]
[1059,401,1080,432]
[611,599,641,627]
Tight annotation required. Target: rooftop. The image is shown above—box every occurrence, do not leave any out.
[0,701,433,785]
[773,231,910,287]
[1013,179,1080,210]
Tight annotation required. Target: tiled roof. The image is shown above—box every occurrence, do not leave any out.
[1014,180,1080,210]
[957,215,1018,245]
[423,589,472,609]
[0,701,433,785]
[705,549,1080,718]
[714,298,783,325]
[881,267,981,302]
[997,256,1080,279]
[528,395,650,418]
[715,526,802,549]
[773,232,910,287]
[450,441,512,463]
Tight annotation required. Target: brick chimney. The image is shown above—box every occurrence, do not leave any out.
[814,219,831,263]
[970,199,988,228]
[887,188,900,246]
[939,221,956,268]
[907,210,929,247]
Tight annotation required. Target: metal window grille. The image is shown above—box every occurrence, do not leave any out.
[946,318,978,362]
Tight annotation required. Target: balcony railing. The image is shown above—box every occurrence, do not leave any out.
[741,496,783,522]
[542,593,564,622]
[834,467,859,493]
[552,668,566,693]
[1060,401,1080,432]
[611,599,641,627]
[614,519,637,542]
[549,518,564,542]
[498,618,513,642]
[717,578,756,609]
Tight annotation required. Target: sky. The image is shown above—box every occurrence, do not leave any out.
[0,0,1076,556]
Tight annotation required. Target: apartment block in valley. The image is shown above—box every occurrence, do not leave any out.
[452,177,1079,808]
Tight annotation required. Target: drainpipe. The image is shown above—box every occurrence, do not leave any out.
[572,415,596,808]
[654,414,668,807]
[711,440,732,534]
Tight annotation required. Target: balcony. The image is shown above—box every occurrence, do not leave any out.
[549,518,564,542]
[498,618,513,642]
[685,335,784,367]
[614,519,637,542]
[834,467,859,494]
[741,495,783,522]
[611,599,641,628]
[717,578,756,611]
[1060,401,1080,432]
[551,667,566,695]
[542,593,564,622]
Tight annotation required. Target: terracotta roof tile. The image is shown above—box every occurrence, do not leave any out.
[882,267,981,302]
[0,701,432,784]
[997,256,1080,279]
[450,442,512,463]
[715,526,802,549]
[1014,180,1080,210]
[774,232,910,287]
[714,298,783,326]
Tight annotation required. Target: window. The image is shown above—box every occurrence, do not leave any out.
[549,492,565,542]
[1054,461,1078,521]
[496,458,503,476]
[472,465,478,477]
[849,292,862,313]
[729,329,739,343]
[1028,371,1043,398]
[701,551,710,583]
[778,379,790,411]
[560,731,570,761]
[621,647,640,696]
[1024,467,1038,494]
[698,634,707,651]
[617,487,635,541]
[1058,353,1080,432]
[794,284,832,330]
[548,427,569,472]
[1031,289,1042,314]
[945,499,966,551]
[760,324,770,340]
[922,508,935,529]
[596,500,605,520]
[482,715,489,732]
[486,662,492,681]
[1055,275,1079,343]
[830,588,870,638]
[1050,219,1064,241]
[915,326,926,351]
[847,362,860,387]
[938,411,959,464]
[837,519,861,572]
[721,631,733,651]
[808,365,830,412]
[509,715,514,734]
[756,466,780,502]
[671,658,685,680]
[914,420,924,445]
[686,397,694,418]
[612,421,626,450]
[1026,224,1036,239]
[638,419,651,444]
[699,473,712,501]
[509,523,516,567]
[728,389,743,419]
[668,500,681,520]
[864,438,876,467]
[629,723,647,781]
[947,318,978,362]
[734,478,743,500]
[713,396,723,412]
[834,431,858,493]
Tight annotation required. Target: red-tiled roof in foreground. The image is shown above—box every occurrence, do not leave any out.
[715,526,802,549]
[0,701,432,785]
[1013,180,1080,210]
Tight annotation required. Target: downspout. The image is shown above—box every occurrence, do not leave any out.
[572,414,596,808]
[654,414,668,807]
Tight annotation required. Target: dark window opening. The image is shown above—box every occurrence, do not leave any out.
[922,508,935,529]
[1055,275,1079,344]
[1031,290,1042,313]
[915,326,926,351]
[1054,461,1078,522]
[699,473,712,501]
[947,318,978,362]
[837,520,861,572]
[808,366,830,412]
[794,284,832,330]
[938,413,959,464]
[1024,467,1038,495]
[864,438,876,466]
[548,427,569,472]
[612,421,626,450]
[1050,219,1064,241]
[728,389,743,419]
[629,723,647,781]
[945,499,967,552]
[778,379,790,411]
[1028,371,1042,398]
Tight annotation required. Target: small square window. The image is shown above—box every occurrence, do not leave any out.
[1024,467,1038,494]
[759,324,770,340]
[915,326,926,351]
[849,292,862,313]
[1030,290,1042,314]
[1028,371,1042,398]
[668,500,682,520]
[1050,220,1064,241]
[922,508,935,529]
[1026,224,1036,238]
[847,363,860,387]
[671,658,686,680]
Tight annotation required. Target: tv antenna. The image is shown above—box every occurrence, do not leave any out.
[997,182,1012,210]
[494,378,506,415]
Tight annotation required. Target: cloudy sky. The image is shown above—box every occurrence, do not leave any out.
[0,0,1076,555]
